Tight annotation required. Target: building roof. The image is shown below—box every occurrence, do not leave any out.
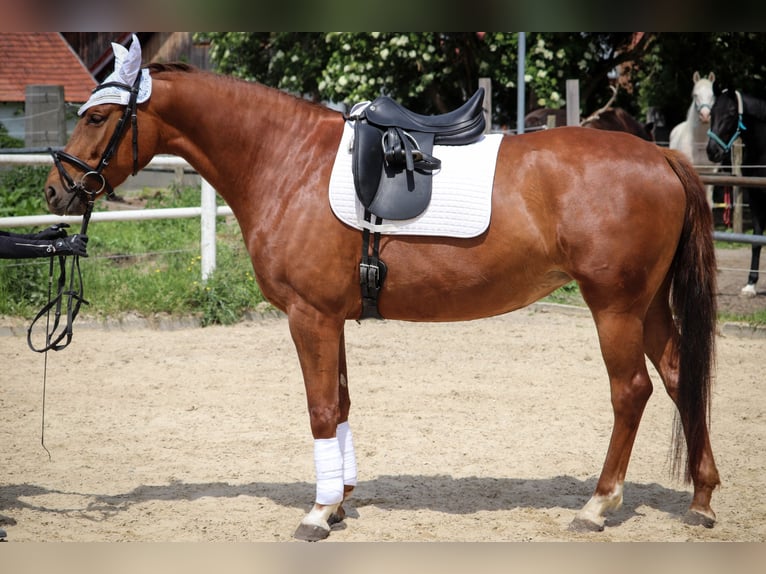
[0,32,96,103]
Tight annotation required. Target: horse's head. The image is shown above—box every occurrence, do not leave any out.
[706,88,743,164]
[692,71,716,124]
[45,35,157,215]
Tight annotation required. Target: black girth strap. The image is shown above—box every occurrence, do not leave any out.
[359,210,387,320]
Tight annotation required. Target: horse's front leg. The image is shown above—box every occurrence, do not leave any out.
[331,328,357,523]
[288,309,357,541]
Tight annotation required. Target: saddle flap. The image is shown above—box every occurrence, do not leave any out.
[368,131,434,220]
[352,122,384,208]
[353,120,435,220]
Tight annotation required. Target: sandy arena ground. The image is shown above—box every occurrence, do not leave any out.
[0,247,764,542]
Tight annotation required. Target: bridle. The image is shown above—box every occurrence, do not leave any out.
[707,89,746,153]
[49,71,143,207]
[27,72,143,353]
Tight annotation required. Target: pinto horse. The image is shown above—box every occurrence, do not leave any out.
[44,56,720,539]
[707,88,766,296]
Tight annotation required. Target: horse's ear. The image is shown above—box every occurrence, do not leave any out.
[708,72,716,83]
[693,71,701,83]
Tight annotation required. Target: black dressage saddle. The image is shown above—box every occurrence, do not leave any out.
[350,88,486,220]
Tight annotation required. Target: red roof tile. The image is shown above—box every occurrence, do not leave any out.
[0,32,96,103]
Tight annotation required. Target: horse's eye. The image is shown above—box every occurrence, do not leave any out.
[87,114,105,126]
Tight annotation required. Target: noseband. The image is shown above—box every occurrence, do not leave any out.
[707,90,746,153]
[50,71,143,205]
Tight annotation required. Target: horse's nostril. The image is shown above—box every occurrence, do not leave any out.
[46,186,57,202]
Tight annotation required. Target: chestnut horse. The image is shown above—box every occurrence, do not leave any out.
[44,60,720,540]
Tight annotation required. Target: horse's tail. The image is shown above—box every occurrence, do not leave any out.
[662,148,717,482]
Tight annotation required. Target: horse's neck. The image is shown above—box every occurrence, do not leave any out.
[686,103,705,133]
[741,96,766,167]
[744,93,766,123]
[153,73,338,207]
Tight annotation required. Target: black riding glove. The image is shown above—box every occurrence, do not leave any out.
[33,223,71,240]
[53,234,89,257]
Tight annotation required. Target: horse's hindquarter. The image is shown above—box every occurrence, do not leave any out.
[376,128,687,321]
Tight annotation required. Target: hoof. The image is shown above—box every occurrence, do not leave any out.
[568,517,605,532]
[0,528,6,541]
[741,284,757,297]
[293,523,331,542]
[683,510,716,529]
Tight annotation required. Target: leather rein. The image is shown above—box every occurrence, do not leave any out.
[27,74,142,353]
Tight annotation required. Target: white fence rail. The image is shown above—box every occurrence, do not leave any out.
[0,154,232,280]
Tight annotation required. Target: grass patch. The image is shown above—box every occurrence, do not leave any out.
[541,282,585,307]
[0,186,264,325]
[718,308,766,326]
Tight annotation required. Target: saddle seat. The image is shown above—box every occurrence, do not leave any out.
[363,87,485,145]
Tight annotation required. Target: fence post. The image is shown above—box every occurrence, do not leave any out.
[479,77,492,134]
[732,141,743,234]
[516,32,526,135]
[566,80,580,126]
[200,178,217,281]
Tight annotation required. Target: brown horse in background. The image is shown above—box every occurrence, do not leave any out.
[44,54,719,540]
[525,87,655,141]
[524,107,655,141]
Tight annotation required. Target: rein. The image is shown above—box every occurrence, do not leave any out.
[707,90,746,152]
[28,72,143,352]
[27,203,93,352]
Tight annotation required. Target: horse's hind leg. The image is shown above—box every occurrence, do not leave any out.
[642,292,720,526]
[571,310,654,532]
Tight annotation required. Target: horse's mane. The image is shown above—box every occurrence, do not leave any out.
[144,61,333,114]
[147,62,198,75]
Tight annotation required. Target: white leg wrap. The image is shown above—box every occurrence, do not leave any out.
[337,421,358,487]
[300,503,338,530]
[314,437,344,505]
[576,484,624,527]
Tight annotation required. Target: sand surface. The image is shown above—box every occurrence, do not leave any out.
[1,246,764,542]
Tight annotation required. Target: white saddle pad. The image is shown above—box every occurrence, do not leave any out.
[329,122,504,238]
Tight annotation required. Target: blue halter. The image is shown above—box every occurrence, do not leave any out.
[707,90,746,152]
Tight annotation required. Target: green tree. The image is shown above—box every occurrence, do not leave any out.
[636,33,766,130]
[200,32,766,132]
[0,122,23,149]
